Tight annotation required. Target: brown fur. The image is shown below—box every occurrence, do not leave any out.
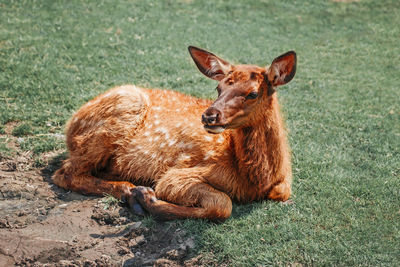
[53,47,296,221]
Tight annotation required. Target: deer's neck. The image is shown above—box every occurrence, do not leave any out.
[231,95,291,188]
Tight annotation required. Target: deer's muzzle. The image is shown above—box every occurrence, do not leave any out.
[202,107,226,134]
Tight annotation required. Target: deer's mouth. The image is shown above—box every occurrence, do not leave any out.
[203,124,226,134]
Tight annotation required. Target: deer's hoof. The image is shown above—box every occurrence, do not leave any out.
[122,187,146,216]
[132,186,158,209]
[132,203,145,216]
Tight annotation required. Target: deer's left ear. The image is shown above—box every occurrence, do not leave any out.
[267,51,297,86]
[188,46,232,81]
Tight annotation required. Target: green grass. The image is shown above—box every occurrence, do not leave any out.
[101,194,122,210]
[11,123,33,136]
[1,0,399,265]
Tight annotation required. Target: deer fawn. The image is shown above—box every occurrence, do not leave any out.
[53,46,296,221]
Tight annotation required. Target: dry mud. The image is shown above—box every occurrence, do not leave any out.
[0,155,206,267]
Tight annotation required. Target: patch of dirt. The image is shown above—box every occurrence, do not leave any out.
[0,154,207,266]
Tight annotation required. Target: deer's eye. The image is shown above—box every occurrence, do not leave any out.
[245,92,258,100]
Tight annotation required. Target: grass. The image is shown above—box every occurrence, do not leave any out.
[1,0,399,265]
[101,194,122,210]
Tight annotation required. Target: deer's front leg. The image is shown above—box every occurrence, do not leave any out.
[267,179,292,202]
[129,168,232,221]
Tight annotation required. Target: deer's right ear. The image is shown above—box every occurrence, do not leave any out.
[267,51,297,87]
[188,46,231,81]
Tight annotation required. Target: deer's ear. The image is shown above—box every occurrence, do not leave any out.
[188,46,231,81]
[267,51,297,86]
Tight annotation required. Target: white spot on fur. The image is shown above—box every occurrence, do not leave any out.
[143,150,149,155]
[96,120,105,127]
[204,136,213,142]
[177,141,186,149]
[155,127,168,134]
[151,153,156,159]
[147,124,153,129]
[154,136,160,142]
[175,108,180,112]
[153,106,162,111]
[116,103,126,110]
[144,131,151,136]
[142,91,150,105]
[186,143,195,149]
[154,120,160,125]
[178,153,191,162]
[217,135,225,144]
[168,139,177,147]
[204,150,215,160]
[148,137,153,142]
[155,127,170,139]
[160,142,166,148]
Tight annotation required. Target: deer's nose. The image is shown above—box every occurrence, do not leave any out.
[202,107,221,125]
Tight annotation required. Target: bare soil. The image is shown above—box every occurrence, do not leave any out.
[0,153,206,267]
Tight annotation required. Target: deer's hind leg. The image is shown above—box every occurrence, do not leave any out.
[53,158,135,199]
[52,124,135,197]
[128,167,233,221]
[53,158,147,215]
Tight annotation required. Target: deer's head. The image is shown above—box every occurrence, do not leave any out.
[188,46,296,134]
